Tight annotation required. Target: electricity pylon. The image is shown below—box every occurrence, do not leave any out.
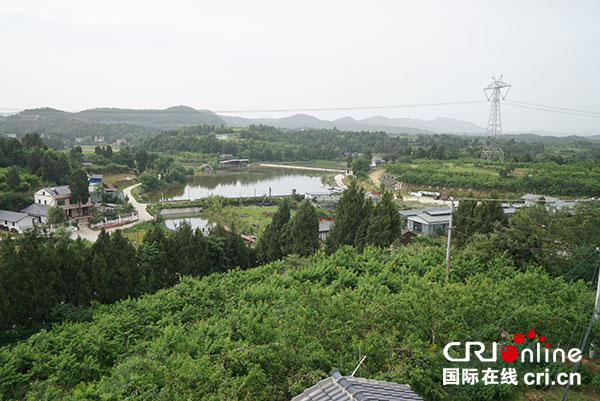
[481,76,511,163]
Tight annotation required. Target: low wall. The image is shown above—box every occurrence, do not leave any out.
[160,207,204,216]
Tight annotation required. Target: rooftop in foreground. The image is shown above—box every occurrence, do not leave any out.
[292,370,423,401]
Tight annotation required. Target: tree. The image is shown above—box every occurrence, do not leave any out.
[135,149,150,173]
[326,182,371,252]
[366,190,401,247]
[5,167,21,190]
[68,169,90,205]
[27,146,43,174]
[48,206,66,225]
[69,146,83,165]
[351,158,370,178]
[256,199,291,263]
[21,133,45,149]
[41,150,58,183]
[140,170,160,191]
[286,201,319,256]
[453,199,478,247]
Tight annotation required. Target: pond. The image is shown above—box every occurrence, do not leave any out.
[163,214,214,234]
[147,167,329,201]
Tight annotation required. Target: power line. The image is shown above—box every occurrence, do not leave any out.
[509,99,600,116]
[504,101,600,118]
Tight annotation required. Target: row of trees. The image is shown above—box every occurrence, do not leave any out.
[0,222,254,331]
[256,183,403,264]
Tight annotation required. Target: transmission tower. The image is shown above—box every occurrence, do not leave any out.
[481,76,511,163]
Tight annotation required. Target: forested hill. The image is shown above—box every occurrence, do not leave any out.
[0,108,159,141]
[0,106,224,139]
[0,244,593,401]
[75,106,225,128]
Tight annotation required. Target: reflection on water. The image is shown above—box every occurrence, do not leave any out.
[148,167,327,201]
[163,215,214,233]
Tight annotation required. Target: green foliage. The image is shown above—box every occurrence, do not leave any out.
[68,169,90,205]
[48,206,66,226]
[285,200,319,256]
[5,167,20,190]
[256,199,291,263]
[0,245,595,401]
[326,182,371,252]
[351,157,370,178]
[0,192,33,211]
[139,171,161,192]
[366,190,402,247]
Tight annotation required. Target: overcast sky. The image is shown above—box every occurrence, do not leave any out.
[1,1,599,134]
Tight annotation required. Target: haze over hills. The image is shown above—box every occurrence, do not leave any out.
[1,106,598,139]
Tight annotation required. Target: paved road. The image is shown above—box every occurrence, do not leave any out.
[334,174,347,189]
[70,183,153,242]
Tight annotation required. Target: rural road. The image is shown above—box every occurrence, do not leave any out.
[70,183,153,242]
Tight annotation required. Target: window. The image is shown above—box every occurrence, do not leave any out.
[57,199,65,206]
[44,200,47,205]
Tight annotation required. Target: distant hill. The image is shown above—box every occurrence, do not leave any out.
[76,106,225,128]
[0,108,159,143]
[219,113,482,134]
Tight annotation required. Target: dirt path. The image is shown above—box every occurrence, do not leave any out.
[369,168,384,187]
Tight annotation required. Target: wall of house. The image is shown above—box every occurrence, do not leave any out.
[34,191,57,206]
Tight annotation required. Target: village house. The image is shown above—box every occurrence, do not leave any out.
[292,369,422,401]
[370,156,386,168]
[21,203,50,224]
[33,185,93,220]
[400,204,522,235]
[0,210,34,233]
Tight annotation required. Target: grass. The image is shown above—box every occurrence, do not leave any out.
[102,173,137,189]
[396,199,444,209]
[121,221,163,246]
[204,204,293,236]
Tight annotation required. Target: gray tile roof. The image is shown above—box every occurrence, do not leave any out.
[42,185,71,196]
[22,203,50,217]
[0,210,29,222]
[292,370,423,401]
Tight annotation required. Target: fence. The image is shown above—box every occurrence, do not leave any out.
[90,213,139,229]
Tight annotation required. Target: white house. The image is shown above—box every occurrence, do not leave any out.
[33,186,92,219]
[21,203,50,224]
[0,210,34,233]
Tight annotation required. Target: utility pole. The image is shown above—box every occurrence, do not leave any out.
[445,200,454,283]
[562,249,600,401]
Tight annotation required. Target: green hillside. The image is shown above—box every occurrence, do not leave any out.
[0,244,595,401]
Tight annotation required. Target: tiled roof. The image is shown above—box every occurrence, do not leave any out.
[41,185,71,196]
[292,370,423,401]
[22,203,50,217]
[0,210,29,222]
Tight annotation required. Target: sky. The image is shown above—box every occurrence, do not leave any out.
[1,0,599,134]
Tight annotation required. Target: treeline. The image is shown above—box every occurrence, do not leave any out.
[0,134,138,198]
[255,184,402,264]
[142,124,600,163]
[386,159,600,197]
[0,223,253,332]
